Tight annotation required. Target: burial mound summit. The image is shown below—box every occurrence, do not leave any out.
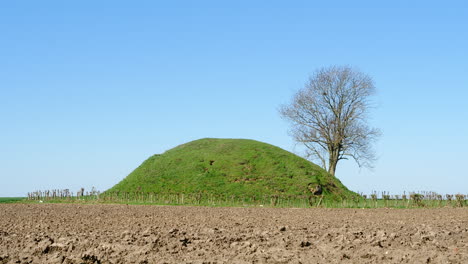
[108,138,353,197]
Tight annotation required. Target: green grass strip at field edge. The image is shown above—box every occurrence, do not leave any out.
[0,197,27,203]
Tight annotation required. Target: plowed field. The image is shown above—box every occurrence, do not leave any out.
[1,204,467,263]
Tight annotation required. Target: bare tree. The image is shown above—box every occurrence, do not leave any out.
[279,66,380,177]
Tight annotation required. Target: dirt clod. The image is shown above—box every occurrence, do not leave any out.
[300,241,311,247]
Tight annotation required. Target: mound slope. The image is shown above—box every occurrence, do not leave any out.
[108,138,354,197]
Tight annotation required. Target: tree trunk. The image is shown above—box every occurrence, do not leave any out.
[328,154,339,177]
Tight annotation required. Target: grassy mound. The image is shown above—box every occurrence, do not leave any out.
[108,138,354,198]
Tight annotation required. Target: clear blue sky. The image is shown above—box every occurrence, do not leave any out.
[1,1,467,197]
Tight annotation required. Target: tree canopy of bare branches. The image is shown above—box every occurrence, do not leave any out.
[279,66,380,177]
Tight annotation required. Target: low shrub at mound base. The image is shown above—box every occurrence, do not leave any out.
[107,138,355,198]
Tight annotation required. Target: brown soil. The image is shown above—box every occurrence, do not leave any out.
[0,204,467,263]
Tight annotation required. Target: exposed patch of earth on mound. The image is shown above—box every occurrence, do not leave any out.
[0,204,467,263]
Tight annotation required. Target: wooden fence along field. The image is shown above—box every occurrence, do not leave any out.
[25,188,467,208]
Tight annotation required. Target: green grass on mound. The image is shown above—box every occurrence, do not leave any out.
[108,138,355,199]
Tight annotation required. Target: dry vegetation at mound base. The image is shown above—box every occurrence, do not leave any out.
[0,204,467,263]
